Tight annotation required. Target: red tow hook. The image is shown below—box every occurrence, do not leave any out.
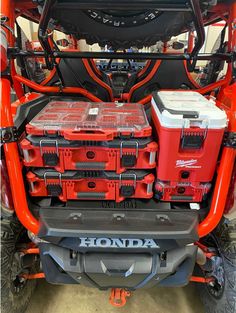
[109,288,131,307]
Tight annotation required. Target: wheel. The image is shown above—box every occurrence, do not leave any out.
[49,1,214,49]
[1,211,38,313]
[56,10,191,49]
[197,219,236,313]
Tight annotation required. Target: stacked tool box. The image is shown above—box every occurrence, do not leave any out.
[21,101,157,202]
[151,91,227,202]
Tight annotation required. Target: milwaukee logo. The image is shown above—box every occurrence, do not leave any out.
[79,237,159,249]
[176,159,201,168]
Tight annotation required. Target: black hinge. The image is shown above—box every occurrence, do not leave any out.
[1,126,18,143]
[224,132,236,149]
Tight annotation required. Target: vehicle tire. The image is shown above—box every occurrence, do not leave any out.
[197,219,236,313]
[1,212,37,313]
[49,0,217,49]
[51,8,192,49]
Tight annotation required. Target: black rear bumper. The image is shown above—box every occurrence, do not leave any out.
[38,200,199,289]
[39,200,199,251]
[39,243,197,289]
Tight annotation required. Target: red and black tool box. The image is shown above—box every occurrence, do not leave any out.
[151,91,227,202]
[26,169,155,202]
[25,101,152,139]
[21,100,157,173]
[20,136,157,173]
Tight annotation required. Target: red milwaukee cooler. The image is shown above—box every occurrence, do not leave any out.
[27,169,154,202]
[151,91,227,202]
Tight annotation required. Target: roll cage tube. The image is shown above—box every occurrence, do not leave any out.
[0,0,236,236]
[37,0,205,72]
[1,0,39,234]
[1,77,39,234]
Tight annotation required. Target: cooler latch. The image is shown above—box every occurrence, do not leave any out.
[119,173,137,197]
[181,126,208,149]
[120,141,139,167]
[40,139,59,166]
[44,172,62,196]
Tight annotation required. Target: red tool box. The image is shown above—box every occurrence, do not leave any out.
[26,101,152,139]
[27,169,154,202]
[151,91,227,202]
[20,136,157,173]
[22,100,156,174]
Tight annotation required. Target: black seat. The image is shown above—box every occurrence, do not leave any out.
[128,60,200,102]
[45,58,113,101]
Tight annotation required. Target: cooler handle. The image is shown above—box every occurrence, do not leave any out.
[63,130,114,141]
[171,195,193,201]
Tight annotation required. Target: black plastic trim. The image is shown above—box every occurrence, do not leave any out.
[39,243,197,289]
[152,92,199,118]
[38,200,199,252]
[0,126,18,143]
[27,135,153,148]
[31,168,150,180]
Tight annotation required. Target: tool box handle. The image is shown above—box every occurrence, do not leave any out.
[75,162,106,170]
[63,130,114,141]
[77,192,106,199]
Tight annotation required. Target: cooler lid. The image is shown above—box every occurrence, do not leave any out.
[27,101,151,139]
[151,91,227,129]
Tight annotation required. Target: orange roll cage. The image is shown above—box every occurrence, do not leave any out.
[0,0,235,237]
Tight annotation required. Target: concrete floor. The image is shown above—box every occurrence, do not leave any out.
[25,280,205,313]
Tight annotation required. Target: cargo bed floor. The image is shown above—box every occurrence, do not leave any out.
[25,281,204,313]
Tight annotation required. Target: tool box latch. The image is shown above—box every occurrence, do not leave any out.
[119,173,137,197]
[120,141,139,167]
[44,172,62,196]
[40,139,59,166]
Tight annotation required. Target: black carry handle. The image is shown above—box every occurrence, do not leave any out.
[77,192,106,199]
[171,196,193,201]
[153,93,199,118]
[75,162,106,169]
